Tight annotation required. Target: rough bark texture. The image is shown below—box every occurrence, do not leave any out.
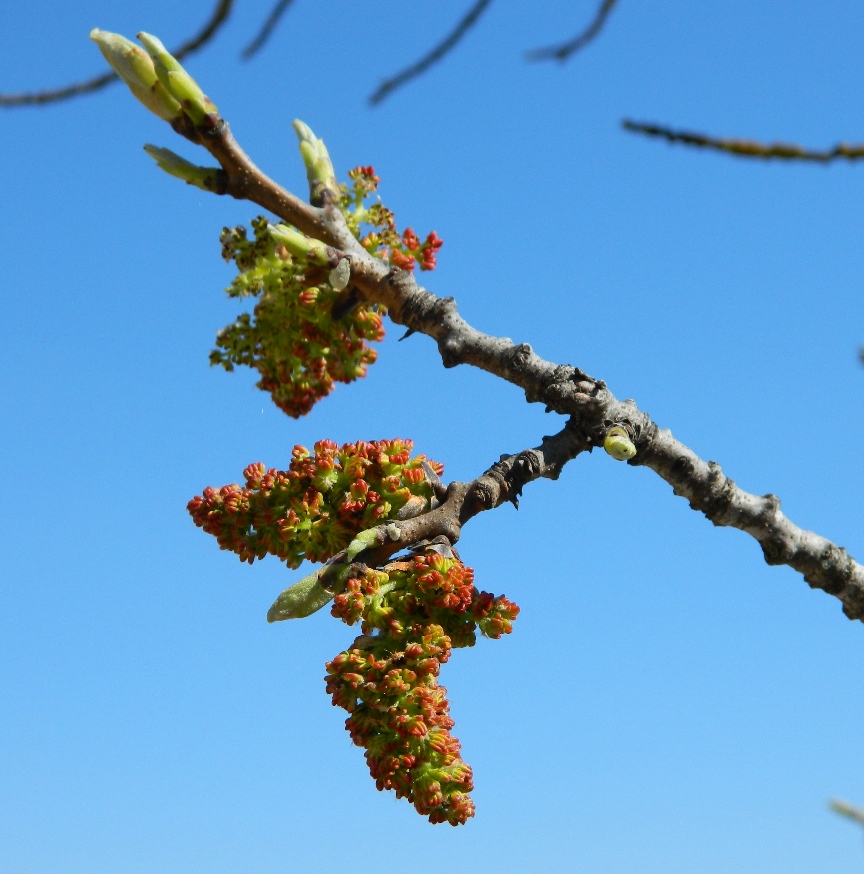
[187,109,864,623]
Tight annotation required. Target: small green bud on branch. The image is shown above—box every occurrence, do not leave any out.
[267,568,337,622]
[292,119,338,205]
[90,29,182,121]
[91,29,217,131]
[137,32,218,125]
[268,222,330,264]
[603,425,637,461]
[143,145,226,192]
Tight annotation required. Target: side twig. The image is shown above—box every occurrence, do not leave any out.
[369,0,494,106]
[527,0,619,62]
[622,120,864,163]
[0,0,234,107]
[311,424,588,590]
[241,0,295,60]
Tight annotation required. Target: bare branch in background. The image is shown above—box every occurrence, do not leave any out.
[0,0,234,107]
[369,0,494,106]
[527,0,619,61]
[623,119,864,163]
[831,799,864,830]
[241,0,295,59]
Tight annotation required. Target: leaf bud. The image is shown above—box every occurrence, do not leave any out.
[137,32,218,124]
[292,119,339,205]
[90,29,182,121]
[603,425,637,461]
[143,145,225,192]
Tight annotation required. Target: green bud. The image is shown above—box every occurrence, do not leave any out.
[143,145,224,192]
[292,119,338,204]
[137,32,218,124]
[603,426,637,461]
[267,570,334,622]
[345,527,382,562]
[269,223,329,264]
[90,29,181,121]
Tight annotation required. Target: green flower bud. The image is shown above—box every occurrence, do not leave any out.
[143,145,225,192]
[89,29,182,121]
[137,32,218,124]
[292,119,338,205]
[603,425,637,461]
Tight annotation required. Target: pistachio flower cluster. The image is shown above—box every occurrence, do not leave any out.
[211,216,385,417]
[187,439,443,568]
[341,166,444,272]
[326,551,519,825]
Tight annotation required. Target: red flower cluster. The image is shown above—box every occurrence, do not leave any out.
[187,440,443,569]
[326,552,519,825]
[340,166,443,273]
[211,217,385,418]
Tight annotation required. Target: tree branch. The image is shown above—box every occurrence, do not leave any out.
[0,0,234,107]
[369,0,494,106]
[241,0,295,60]
[622,120,864,163]
[527,0,619,62]
[174,105,864,623]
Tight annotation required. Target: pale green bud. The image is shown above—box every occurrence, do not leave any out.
[138,32,218,124]
[90,29,181,121]
[269,223,329,263]
[143,145,225,192]
[267,570,334,622]
[292,119,338,204]
[603,426,637,461]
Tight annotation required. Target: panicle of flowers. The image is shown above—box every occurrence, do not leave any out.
[187,439,443,569]
[326,550,519,825]
[211,216,385,417]
[339,166,444,272]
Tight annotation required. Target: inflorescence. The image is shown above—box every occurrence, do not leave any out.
[212,167,442,417]
[188,439,518,824]
[187,439,442,568]
[327,551,518,825]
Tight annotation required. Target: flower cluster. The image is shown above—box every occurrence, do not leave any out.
[211,216,384,417]
[340,166,444,272]
[187,439,443,569]
[326,551,519,825]
[212,166,443,418]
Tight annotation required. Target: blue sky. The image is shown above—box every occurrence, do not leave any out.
[2,1,864,871]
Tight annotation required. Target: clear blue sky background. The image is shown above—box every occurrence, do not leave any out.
[2,2,864,871]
